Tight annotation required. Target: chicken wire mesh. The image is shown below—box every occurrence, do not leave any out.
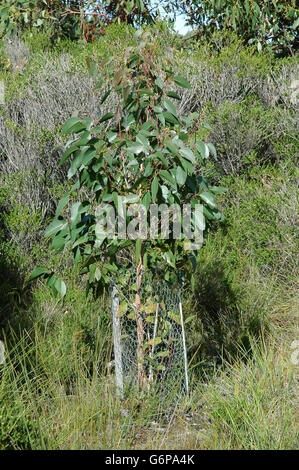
[109,268,189,399]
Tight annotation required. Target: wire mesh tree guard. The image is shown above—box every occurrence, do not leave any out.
[110,268,189,399]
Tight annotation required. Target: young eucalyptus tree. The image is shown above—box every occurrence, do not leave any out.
[30,31,224,388]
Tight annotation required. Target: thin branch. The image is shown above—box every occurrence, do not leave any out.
[62,8,112,23]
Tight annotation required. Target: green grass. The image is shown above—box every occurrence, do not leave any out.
[0,320,297,449]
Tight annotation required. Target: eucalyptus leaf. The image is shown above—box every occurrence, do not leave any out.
[29,267,50,281]
[45,219,68,238]
[151,177,159,203]
[176,166,187,186]
[174,75,191,89]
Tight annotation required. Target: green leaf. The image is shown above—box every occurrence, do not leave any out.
[89,263,101,282]
[122,84,130,101]
[176,166,187,186]
[74,131,91,147]
[161,185,168,201]
[207,142,217,158]
[179,156,193,174]
[144,162,153,177]
[151,176,159,203]
[127,142,147,154]
[292,17,299,29]
[0,8,9,20]
[117,301,128,318]
[46,274,56,288]
[157,113,165,126]
[145,337,162,347]
[143,251,148,270]
[153,151,168,168]
[155,350,170,358]
[180,146,196,163]
[122,113,135,131]
[107,131,118,143]
[81,147,97,166]
[203,206,217,220]
[141,121,154,131]
[33,18,43,27]
[67,149,86,178]
[72,234,89,249]
[59,145,79,166]
[163,99,177,116]
[55,194,69,217]
[163,112,180,126]
[123,194,139,203]
[199,191,216,209]
[70,202,84,225]
[174,75,191,89]
[209,186,227,195]
[167,91,181,100]
[165,140,179,157]
[159,170,176,188]
[142,192,151,210]
[163,250,176,268]
[196,142,209,159]
[99,112,114,123]
[61,118,86,135]
[45,219,68,238]
[138,88,154,96]
[193,208,205,231]
[184,315,196,324]
[155,77,164,89]
[52,232,70,252]
[136,133,149,146]
[54,278,66,298]
[168,311,181,325]
[29,267,50,281]
[101,89,111,104]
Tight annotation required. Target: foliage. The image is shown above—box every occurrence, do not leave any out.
[0,1,92,41]
[0,1,46,37]
[32,31,222,294]
[0,32,297,273]
[28,30,224,389]
[177,0,299,56]
[98,0,160,25]
[0,1,175,42]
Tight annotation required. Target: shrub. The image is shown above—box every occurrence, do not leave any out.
[200,98,298,174]
[185,161,298,363]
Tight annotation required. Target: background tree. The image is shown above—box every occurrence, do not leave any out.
[0,1,176,41]
[0,1,84,39]
[176,0,299,56]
